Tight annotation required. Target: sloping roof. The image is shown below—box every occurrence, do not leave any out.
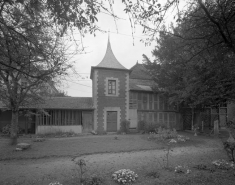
[29,97,93,109]
[129,78,155,91]
[129,63,156,91]
[95,37,127,70]
[130,63,152,80]
[0,97,94,110]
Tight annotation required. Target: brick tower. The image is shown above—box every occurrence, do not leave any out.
[90,37,130,133]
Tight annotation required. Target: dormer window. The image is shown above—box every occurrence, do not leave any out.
[108,80,116,95]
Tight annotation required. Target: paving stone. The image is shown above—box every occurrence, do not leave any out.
[16,143,31,150]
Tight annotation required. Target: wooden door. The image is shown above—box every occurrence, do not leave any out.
[82,112,93,133]
[107,111,117,132]
[129,109,137,129]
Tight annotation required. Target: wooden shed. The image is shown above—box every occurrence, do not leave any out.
[0,97,94,134]
[33,97,94,134]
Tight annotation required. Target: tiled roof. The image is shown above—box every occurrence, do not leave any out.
[129,79,155,91]
[129,63,156,91]
[0,97,94,110]
[96,38,127,70]
[29,97,93,109]
[130,63,152,80]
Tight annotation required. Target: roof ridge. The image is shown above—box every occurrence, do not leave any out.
[48,97,92,98]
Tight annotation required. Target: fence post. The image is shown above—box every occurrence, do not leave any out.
[214,120,219,136]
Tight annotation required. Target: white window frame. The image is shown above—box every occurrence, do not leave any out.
[104,77,119,97]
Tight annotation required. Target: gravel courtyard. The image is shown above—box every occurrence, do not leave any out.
[0,132,234,185]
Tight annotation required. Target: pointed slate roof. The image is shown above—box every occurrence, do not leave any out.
[90,37,129,79]
[96,37,127,70]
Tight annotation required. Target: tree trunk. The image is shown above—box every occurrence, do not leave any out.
[10,109,19,145]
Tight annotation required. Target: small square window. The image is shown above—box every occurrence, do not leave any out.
[108,80,116,95]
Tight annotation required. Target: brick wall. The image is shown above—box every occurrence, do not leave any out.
[92,68,129,133]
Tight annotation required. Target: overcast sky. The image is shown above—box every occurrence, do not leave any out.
[61,1,157,97]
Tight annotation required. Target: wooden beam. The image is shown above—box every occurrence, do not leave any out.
[50,111,52,125]
[76,110,79,125]
[46,111,48,125]
[49,111,51,125]
[42,113,44,126]
[64,111,67,125]
[72,110,74,125]
[53,110,56,125]
[55,110,58,125]
[58,110,61,125]
[74,110,77,125]
[62,110,64,125]
[68,110,70,125]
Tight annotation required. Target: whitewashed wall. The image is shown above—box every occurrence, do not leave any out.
[36,125,82,134]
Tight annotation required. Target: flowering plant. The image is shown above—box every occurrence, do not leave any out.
[212,159,234,170]
[177,135,190,142]
[148,132,157,140]
[49,182,63,185]
[112,169,138,184]
[174,165,191,174]
[169,139,177,143]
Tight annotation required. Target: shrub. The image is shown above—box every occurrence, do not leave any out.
[112,169,138,184]
[144,123,159,133]
[37,131,76,138]
[137,120,147,132]
[226,120,235,129]
[148,132,157,140]
[120,120,130,133]
[83,175,104,185]
[223,141,235,162]
[177,135,190,142]
[157,127,178,140]
[193,164,215,172]
[174,165,191,174]
[49,182,63,185]
[148,127,182,141]
[145,171,160,178]
[212,159,234,170]
[1,124,22,135]
[138,121,160,133]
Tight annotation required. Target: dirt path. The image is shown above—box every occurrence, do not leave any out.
[0,138,227,185]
